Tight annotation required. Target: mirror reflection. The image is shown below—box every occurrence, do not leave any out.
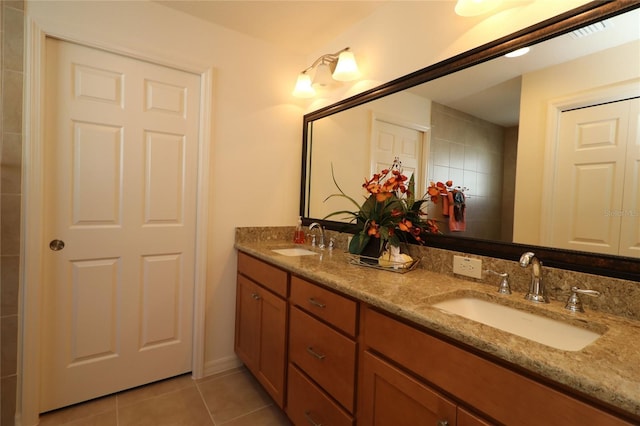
[304,7,639,258]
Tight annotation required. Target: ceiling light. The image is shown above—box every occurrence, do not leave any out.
[292,47,361,98]
[455,0,502,17]
[505,47,530,58]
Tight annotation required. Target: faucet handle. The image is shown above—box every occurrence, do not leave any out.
[485,270,511,295]
[565,287,601,313]
[309,234,317,247]
[328,237,335,250]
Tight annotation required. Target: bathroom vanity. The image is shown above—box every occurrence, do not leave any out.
[234,237,640,425]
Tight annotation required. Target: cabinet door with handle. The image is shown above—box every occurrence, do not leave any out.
[235,274,261,371]
[234,274,287,407]
[359,350,456,426]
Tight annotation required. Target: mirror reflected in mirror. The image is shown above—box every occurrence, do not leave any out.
[300,2,640,280]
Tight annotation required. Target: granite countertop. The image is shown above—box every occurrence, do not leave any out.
[235,240,640,418]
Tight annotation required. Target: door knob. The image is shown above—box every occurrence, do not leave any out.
[49,239,65,251]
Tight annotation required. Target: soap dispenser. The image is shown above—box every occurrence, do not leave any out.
[294,216,306,244]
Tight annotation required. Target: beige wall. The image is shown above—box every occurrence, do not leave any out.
[514,40,640,245]
[13,0,597,422]
[501,126,518,241]
[1,0,23,424]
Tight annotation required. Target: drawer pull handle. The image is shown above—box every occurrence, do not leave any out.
[437,421,449,426]
[306,346,326,360]
[304,410,323,426]
[308,297,326,309]
[251,293,261,300]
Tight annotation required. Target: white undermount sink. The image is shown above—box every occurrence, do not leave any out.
[432,297,603,351]
[271,247,318,257]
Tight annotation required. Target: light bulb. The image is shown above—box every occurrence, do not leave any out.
[292,73,315,98]
[505,47,530,58]
[333,51,361,81]
[312,62,335,88]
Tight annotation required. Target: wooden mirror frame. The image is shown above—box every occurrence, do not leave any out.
[299,0,640,282]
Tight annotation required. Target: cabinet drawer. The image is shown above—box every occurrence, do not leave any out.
[363,307,632,426]
[237,252,288,297]
[290,276,357,336]
[289,307,356,412]
[287,364,353,426]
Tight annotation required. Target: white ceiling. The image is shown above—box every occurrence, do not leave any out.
[154,0,386,54]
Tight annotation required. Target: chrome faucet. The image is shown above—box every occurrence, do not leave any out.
[519,252,549,303]
[485,269,511,295]
[309,222,325,249]
[565,287,601,313]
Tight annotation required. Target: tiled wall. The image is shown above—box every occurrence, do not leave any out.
[1,1,24,424]
[428,102,515,241]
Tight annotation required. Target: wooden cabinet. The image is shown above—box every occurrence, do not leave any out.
[360,350,456,426]
[361,306,633,426]
[234,252,635,425]
[287,276,358,421]
[235,252,288,408]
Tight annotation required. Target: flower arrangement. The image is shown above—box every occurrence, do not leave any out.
[324,158,440,255]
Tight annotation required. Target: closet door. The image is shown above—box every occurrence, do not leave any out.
[619,98,640,257]
[41,38,200,412]
[549,98,636,256]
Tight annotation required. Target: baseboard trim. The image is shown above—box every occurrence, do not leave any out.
[202,355,243,377]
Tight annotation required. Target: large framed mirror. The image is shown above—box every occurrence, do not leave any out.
[300,1,640,281]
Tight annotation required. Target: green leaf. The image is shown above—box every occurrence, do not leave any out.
[348,232,370,254]
[407,174,416,207]
[323,210,358,222]
[323,164,363,211]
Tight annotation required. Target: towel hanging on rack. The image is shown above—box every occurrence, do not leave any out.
[448,190,466,232]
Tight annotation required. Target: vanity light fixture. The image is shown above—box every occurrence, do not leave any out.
[505,47,530,58]
[292,47,361,98]
[454,0,502,17]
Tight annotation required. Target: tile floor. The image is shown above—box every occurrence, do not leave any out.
[38,367,292,426]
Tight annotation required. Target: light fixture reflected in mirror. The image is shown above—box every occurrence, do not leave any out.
[455,0,502,17]
[505,47,530,58]
[292,47,361,98]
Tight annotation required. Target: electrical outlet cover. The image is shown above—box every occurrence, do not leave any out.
[453,255,482,279]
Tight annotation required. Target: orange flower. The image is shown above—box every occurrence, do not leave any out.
[398,219,413,232]
[427,185,441,203]
[366,221,380,237]
[375,191,393,202]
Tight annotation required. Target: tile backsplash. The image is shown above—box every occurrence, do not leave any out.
[236,226,640,322]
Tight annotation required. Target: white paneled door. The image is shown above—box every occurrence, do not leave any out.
[549,97,639,257]
[40,38,200,412]
[371,119,426,194]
